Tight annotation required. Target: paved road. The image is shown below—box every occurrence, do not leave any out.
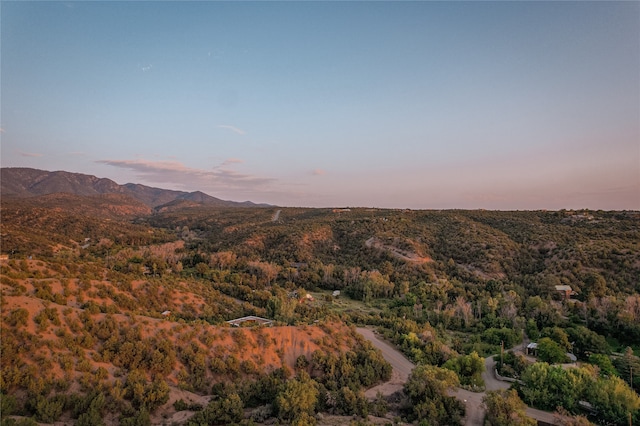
[356,327,557,425]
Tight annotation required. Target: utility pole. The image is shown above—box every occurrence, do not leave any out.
[500,340,504,368]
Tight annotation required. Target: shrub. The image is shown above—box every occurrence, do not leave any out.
[6,309,29,327]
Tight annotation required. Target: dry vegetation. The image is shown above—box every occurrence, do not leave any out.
[1,194,639,425]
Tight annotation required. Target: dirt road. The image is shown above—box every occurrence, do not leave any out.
[356,327,557,425]
[357,327,414,398]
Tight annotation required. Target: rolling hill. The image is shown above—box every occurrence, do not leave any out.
[1,167,271,209]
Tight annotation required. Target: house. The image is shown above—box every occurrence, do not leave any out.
[526,342,538,356]
[332,290,340,297]
[226,316,273,327]
[555,285,575,300]
[0,254,9,262]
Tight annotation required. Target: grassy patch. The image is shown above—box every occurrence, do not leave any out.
[606,336,640,356]
[309,291,382,315]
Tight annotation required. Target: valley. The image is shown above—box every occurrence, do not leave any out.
[1,172,639,425]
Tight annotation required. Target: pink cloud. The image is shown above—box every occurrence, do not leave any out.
[96,158,274,193]
[312,169,326,176]
[222,158,244,166]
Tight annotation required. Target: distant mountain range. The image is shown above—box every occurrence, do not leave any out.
[0,167,271,209]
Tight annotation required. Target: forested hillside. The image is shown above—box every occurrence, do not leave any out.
[1,197,639,425]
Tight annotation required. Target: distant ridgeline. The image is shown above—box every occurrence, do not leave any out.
[0,167,271,209]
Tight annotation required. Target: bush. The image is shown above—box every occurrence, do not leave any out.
[1,418,39,426]
[6,309,29,327]
[119,408,150,426]
[174,399,203,411]
[187,393,244,425]
[33,394,65,423]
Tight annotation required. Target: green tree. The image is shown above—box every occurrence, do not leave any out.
[537,337,568,364]
[75,392,106,426]
[588,354,617,378]
[583,271,607,298]
[613,347,640,393]
[566,326,610,360]
[483,389,535,426]
[525,318,540,340]
[442,351,485,388]
[334,386,369,417]
[276,372,319,423]
[520,363,595,412]
[541,327,571,352]
[188,393,244,426]
[33,394,65,423]
[119,408,151,426]
[124,370,169,410]
[482,327,520,349]
[404,365,464,424]
[586,376,640,425]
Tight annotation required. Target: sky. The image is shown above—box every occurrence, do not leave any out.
[1,1,639,210]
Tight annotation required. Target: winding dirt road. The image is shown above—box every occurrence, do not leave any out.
[357,327,557,425]
[357,327,414,398]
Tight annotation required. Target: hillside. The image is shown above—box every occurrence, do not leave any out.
[1,167,271,208]
[1,193,639,424]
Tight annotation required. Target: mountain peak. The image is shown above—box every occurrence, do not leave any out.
[1,167,271,208]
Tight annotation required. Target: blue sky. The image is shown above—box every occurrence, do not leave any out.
[2,1,638,209]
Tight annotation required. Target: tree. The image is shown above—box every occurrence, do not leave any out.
[613,347,640,393]
[483,389,536,426]
[525,318,540,340]
[442,351,485,388]
[566,326,610,360]
[537,337,569,364]
[583,271,607,298]
[75,392,106,426]
[119,408,150,426]
[124,370,169,410]
[403,365,464,424]
[276,372,319,423]
[33,394,65,423]
[520,363,596,412]
[586,376,640,425]
[541,327,571,352]
[588,354,617,378]
[482,327,520,348]
[187,393,244,426]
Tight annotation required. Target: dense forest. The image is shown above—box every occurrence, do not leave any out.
[1,195,639,425]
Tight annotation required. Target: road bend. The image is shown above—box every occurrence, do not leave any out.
[356,327,557,425]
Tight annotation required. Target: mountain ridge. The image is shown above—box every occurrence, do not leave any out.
[1,167,271,209]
